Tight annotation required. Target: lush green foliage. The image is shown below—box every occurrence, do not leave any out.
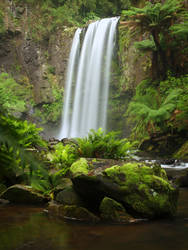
[0,115,46,148]
[77,128,136,159]
[0,73,31,115]
[34,82,63,124]
[12,0,131,38]
[30,168,64,196]
[134,38,156,51]
[0,114,47,186]
[170,12,188,39]
[49,143,79,174]
[127,74,188,140]
[32,128,137,195]
[121,0,187,78]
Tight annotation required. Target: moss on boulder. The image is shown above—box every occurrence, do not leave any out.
[69,158,89,177]
[55,185,83,206]
[104,163,178,218]
[99,197,134,223]
[71,159,179,219]
[48,202,100,223]
[0,184,48,205]
[63,205,100,223]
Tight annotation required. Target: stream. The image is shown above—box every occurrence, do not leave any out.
[0,187,188,250]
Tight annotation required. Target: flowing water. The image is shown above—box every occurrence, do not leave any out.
[58,17,119,139]
[1,188,188,250]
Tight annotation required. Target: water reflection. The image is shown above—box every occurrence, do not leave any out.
[1,189,188,250]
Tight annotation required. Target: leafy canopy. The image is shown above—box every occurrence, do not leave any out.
[122,0,182,32]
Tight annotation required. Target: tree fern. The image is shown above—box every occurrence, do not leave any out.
[170,13,188,39]
[121,0,185,78]
[134,38,156,51]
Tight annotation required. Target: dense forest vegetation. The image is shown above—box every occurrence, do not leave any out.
[0,0,187,198]
[122,0,188,156]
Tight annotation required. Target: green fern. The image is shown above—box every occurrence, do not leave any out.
[127,75,188,139]
[134,38,157,51]
[77,128,136,159]
[170,13,188,39]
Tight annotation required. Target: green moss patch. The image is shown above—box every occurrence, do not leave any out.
[70,158,89,177]
[104,162,178,218]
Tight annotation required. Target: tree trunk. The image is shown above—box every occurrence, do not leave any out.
[151,30,167,79]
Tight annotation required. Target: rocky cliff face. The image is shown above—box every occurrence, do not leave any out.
[0,0,74,129]
[108,23,152,137]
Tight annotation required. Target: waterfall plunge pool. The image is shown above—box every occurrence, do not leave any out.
[1,188,188,250]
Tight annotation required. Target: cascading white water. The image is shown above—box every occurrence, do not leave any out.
[59,28,81,138]
[58,17,119,139]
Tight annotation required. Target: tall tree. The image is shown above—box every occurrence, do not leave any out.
[121,0,186,79]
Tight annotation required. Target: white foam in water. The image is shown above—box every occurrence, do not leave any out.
[58,17,119,139]
[161,162,188,169]
[145,159,188,170]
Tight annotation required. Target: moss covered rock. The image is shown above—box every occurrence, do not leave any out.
[0,184,48,205]
[63,205,100,223]
[99,197,134,223]
[69,158,89,177]
[174,141,188,160]
[104,163,178,218]
[48,202,99,223]
[71,159,179,219]
[55,185,83,206]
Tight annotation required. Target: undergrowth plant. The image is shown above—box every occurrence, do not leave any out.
[48,143,79,175]
[76,128,137,159]
[127,74,188,140]
[0,113,47,186]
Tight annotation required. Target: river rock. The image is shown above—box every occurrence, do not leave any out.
[99,197,134,223]
[63,205,100,223]
[0,184,48,205]
[70,158,179,219]
[55,185,83,206]
[48,201,99,222]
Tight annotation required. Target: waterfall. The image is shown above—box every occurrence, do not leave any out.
[58,17,119,139]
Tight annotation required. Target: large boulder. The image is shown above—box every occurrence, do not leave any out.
[0,184,48,205]
[70,159,179,219]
